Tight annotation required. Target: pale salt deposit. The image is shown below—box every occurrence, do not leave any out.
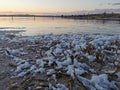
[0,31,120,90]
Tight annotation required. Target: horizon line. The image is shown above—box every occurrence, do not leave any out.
[0,12,120,17]
[0,8,120,15]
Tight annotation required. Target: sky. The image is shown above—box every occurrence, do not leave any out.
[0,0,120,14]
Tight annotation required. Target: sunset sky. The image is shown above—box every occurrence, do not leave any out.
[0,0,120,14]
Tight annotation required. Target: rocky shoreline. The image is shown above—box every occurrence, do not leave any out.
[0,31,120,90]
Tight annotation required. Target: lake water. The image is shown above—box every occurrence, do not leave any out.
[0,17,120,36]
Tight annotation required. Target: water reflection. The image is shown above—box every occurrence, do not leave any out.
[119,20,120,24]
[0,17,120,36]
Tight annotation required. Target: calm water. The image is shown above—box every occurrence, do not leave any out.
[0,17,120,36]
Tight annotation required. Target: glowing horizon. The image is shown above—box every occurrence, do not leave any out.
[0,0,120,14]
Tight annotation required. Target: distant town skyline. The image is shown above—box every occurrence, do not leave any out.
[0,0,120,15]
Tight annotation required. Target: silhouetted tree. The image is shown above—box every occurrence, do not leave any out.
[103,12,107,17]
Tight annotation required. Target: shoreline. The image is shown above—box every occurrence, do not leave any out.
[0,31,120,90]
[0,13,120,21]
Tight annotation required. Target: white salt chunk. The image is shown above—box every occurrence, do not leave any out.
[47,69,55,75]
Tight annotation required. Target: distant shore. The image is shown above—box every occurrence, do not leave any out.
[0,13,120,21]
[61,13,120,21]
